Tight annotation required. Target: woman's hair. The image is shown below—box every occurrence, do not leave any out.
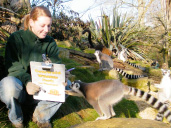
[24,6,52,30]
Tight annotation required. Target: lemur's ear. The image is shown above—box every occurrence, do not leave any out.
[71,81,76,88]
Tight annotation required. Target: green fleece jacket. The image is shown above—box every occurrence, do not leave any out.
[5,29,61,87]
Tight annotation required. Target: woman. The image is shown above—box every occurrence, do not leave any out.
[0,6,70,128]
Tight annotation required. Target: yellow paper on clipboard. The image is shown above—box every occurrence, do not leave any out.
[30,61,65,102]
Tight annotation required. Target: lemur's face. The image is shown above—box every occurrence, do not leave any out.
[161,69,170,76]
[70,82,80,91]
[70,81,85,97]
[94,50,100,56]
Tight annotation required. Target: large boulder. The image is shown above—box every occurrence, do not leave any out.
[71,118,170,128]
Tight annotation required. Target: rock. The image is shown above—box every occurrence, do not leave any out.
[69,49,96,60]
[122,77,149,92]
[70,118,170,128]
[108,69,120,79]
[64,40,72,47]
[139,107,156,120]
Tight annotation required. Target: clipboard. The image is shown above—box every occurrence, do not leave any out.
[30,61,65,102]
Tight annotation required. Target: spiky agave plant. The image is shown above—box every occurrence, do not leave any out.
[89,7,152,61]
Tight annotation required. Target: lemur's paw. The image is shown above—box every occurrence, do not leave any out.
[95,116,110,121]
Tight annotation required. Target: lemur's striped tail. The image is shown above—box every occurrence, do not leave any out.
[155,112,164,122]
[128,87,171,123]
[114,68,147,79]
[126,61,146,71]
[155,101,170,122]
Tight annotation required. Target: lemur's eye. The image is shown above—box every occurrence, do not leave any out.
[75,83,80,88]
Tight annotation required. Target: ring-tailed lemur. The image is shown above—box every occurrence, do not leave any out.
[66,80,171,122]
[117,48,127,62]
[94,50,113,71]
[117,48,146,71]
[155,69,171,102]
[154,69,171,121]
[94,50,147,79]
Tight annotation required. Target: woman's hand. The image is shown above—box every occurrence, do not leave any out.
[26,82,40,95]
[63,70,70,86]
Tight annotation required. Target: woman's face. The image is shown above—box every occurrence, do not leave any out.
[30,16,52,39]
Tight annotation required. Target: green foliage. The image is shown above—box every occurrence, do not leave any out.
[71,69,106,82]
[50,12,88,42]
[0,27,10,41]
[0,47,5,57]
[53,113,82,128]
[61,57,82,70]
[0,103,12,128]
[102,15,111,47]
[0,40,6,52]
[148,69,162,79]
[52,96,96,128]
[114,98,140,118]
[83,49,95,54]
